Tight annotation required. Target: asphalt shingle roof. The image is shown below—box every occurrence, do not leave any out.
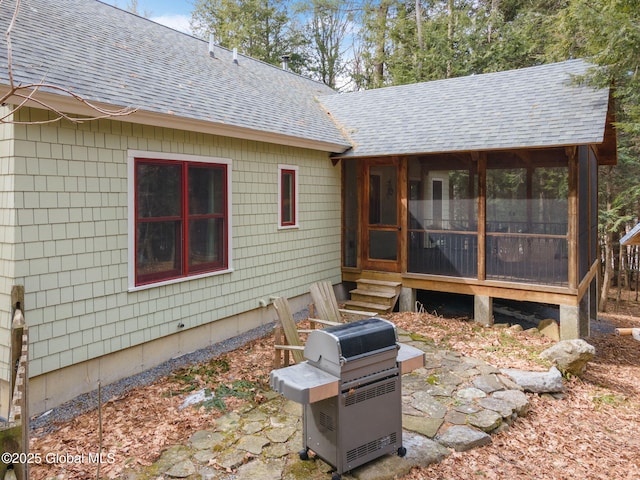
[0,1,612,158]
[0,0,349,150]
[318,59,611,158]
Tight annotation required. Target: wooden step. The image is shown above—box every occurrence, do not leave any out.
[343,300,392,314]
[349,289,396,307]
[350,288,396,300]
[356,279,401,293]
[346,277,402,314]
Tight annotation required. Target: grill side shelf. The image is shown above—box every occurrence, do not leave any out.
[270,362,339,404]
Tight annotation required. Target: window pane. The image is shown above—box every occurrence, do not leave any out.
[136,163,181,218]
[281,170,295,225]
[369,166,396,225]
[188,165,225,215]
[134,158,229,286]
[136,221,182,280]
[369,230,397,260]
[188,218,224,270]
[343,161,358,267]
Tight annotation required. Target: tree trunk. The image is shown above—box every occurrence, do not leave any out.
[415,0,423,50]
[446,0,454,78]
[616,241,623,310]
[599,177,613,312]
[373,1,390,88]
[487,0,501,43]
[415,0,424,78]
[600,229,612,312]
[631,245,640,302]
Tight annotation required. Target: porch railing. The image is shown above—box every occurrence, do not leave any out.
[408,230,568,286]
[408,230,478,277]
[486,234,568,285]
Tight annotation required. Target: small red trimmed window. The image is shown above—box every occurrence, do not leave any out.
[135,158,228,285]
[279,166,298,227]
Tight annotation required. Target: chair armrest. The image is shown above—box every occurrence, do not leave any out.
[338,308,377,317]
[274,345,305,351]
[308,317,341,326]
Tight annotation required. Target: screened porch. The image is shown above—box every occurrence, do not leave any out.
[407,153,569,286]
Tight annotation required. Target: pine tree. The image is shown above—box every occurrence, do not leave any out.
[191,0,309,71]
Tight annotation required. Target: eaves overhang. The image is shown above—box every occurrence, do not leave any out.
[621,223,640,246]
[0,87,352,155]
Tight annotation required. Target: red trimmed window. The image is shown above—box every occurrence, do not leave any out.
[135,158,227,285]
[280,167,297,227]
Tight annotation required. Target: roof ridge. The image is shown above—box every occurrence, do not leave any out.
[96,0,332,90]
[95,0,196,39]
[323,59,590,99]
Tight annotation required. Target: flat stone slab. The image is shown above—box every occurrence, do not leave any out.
[165,459,196,478]
[456,387,487,401]
[154,445,193,473]
[468,409,502,432]
[492,389,530,416]
[236,435,270,455]
[234,458,285,480]
[189,430,225,450]
[437,425,492,452]
[411,392,448,418]
[473,374,506,393]
[352,431,450,480]
[477,397,517,418]
[265,425,297,444]
[501,366,564,393]
[402,414,444,438]
[216,411,242,432]
[216,449,247,470]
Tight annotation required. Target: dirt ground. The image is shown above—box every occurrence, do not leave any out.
[29,295,640,480]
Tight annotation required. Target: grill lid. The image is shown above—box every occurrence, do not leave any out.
[322,318,397,360]
[302,318,400,381]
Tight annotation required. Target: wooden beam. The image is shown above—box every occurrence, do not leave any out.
[567,148,578,289]
[401,273,579,306]
[594,91,618,166]
[399,156,408,273]
[477,153,486,281]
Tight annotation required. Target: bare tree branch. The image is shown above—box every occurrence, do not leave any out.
[1,0,138,124]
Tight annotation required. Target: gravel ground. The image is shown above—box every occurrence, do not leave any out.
[30,307,308,434]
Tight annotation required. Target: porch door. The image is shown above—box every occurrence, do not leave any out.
[362,159,401,272]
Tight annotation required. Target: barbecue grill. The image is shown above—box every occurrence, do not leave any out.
[270,317,425,480]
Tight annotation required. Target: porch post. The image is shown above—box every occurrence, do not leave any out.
[567,148,578,290]
[477,153,486,281]
[474,295,493,326]
[399,287,415,312]
[560,282,594,340]
[559,304,580,340]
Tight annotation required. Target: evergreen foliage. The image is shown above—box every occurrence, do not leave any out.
[189,0,640,308]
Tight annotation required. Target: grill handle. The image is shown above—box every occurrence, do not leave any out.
[339,344,398,364]
[340,366,399,392]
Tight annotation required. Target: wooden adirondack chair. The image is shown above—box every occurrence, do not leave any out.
[272,296,340,368]
[309,281,376,324]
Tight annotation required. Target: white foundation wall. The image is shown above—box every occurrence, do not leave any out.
[10,108,342,413]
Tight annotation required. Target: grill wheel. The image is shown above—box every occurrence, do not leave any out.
[298,448,309,461]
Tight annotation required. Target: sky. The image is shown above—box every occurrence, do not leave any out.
[104,0,196,34]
